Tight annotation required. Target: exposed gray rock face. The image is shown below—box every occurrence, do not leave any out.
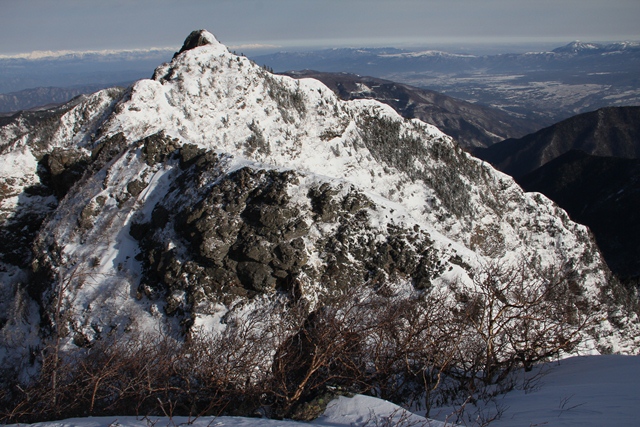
[126,144,446,327]
[174,29,217,58]
[43,148,89,198]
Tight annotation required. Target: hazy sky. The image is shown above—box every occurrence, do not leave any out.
[1,0,639,55]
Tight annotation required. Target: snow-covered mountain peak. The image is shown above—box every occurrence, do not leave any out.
[107,34,451,211]
[553,41,602,54]
[175,29,223,55]
[1,31,638,395]
[1,29,639,425]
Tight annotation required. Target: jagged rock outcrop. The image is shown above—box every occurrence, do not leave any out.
[127,146,447,325]
[174,29,217,57]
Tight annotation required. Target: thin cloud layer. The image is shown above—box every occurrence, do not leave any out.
[0,0,638,54]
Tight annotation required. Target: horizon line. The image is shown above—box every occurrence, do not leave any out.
[2,37,639,60]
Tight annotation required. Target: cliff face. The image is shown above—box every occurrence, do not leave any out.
[473,106,640,282]
[519,150,640,282]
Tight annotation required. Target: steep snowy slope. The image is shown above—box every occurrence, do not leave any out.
[0,31,638,408]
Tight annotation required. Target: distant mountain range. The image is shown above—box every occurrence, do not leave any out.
[0,48,174,94]
[254,41,640,74]
[3,40,638,125]
[551,41,640,54]
[473,106,640,177]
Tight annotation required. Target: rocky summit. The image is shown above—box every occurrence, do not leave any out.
[1,30,638,388]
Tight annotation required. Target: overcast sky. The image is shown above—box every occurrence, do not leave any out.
[1,0,639,55]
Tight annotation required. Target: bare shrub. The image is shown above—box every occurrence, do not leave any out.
[269,294,371,417]
[268,288,462,419]
[450,259,598,389]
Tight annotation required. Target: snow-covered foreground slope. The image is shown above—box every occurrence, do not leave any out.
[7,356,639,427]
[486,355,640,427]
[4,395,443,427]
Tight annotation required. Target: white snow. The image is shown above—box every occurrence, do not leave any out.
[318,394,445,426]
[0,146,39,212]
[472,355,640,427]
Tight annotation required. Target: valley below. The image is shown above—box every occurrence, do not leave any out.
[391,69,640,124]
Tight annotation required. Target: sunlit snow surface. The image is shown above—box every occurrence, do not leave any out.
[7,356,639,427]
[481,355,640,427]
